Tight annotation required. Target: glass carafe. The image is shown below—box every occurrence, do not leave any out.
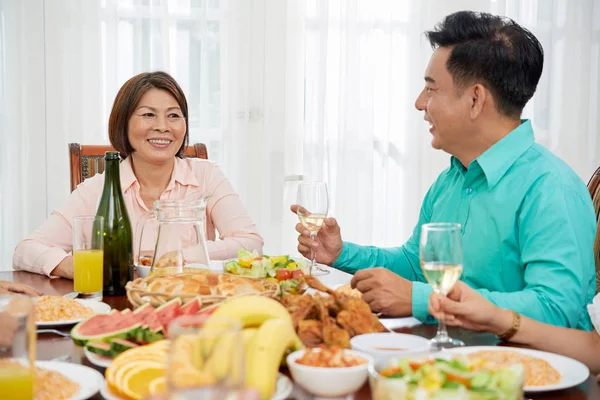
[136,197,211,275]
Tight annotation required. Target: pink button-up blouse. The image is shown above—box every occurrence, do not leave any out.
[13,157,264,277]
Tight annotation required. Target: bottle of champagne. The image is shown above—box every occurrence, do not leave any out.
[96,151,133,296]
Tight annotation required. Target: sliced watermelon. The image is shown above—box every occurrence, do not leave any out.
[86,341,114,357]
[71,313,139,347]
[133,303,154,318]
[110,338,139,354]
[137,312,164,343]
[155,298,182,335]
[178,297,201,316]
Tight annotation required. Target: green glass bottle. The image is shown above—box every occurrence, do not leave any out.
[96,151,133,296]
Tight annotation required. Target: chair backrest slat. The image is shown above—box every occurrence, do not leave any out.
[68,143,208,192]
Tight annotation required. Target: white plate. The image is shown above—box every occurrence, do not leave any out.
[37,360,104,400]
[36,299,111,327]
[84,346,113,368]
[100,373,293,399]
[444,345,590,392]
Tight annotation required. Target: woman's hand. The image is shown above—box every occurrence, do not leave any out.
[0,281,43,296]
[428,281,513,335]
[0,312,19,346]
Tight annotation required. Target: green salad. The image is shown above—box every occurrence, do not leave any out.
[223,250,309,295]
[373,356,524,400]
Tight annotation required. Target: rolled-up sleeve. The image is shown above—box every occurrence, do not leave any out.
[13,179,100,277]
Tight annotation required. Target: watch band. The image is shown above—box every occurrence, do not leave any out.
[497,311,521,342]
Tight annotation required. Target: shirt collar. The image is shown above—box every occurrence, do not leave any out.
[170,156,201,187]
[476,119,535,188]
[120,157,137,192]
[119,156,201,192]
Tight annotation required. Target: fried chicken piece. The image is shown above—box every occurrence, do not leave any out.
[335,296,388,336]
[317,300,350,348]
[281,294,316,329]
[304,275,335,295]
[313,293,340,317]
[298,320,323,347]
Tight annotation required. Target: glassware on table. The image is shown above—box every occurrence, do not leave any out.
[420,222,465,350]
[166,314,244,400]
[296,182,330,276]
[0,294,35,400]
[72,215,104,301]
[136,197,211,276]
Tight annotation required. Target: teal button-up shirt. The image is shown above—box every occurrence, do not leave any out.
[333,120,596,330]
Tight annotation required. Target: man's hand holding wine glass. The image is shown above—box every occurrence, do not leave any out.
[291,205,343,266]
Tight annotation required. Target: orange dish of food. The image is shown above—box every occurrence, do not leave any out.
[35,296,95,323]
[467,350,561,387]
[296,347,368,368]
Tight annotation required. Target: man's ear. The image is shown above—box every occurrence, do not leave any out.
[469,83,487,119]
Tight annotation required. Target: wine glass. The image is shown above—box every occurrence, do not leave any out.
[167,314,244,399]
[420,222,465,350]
[296,182,330,276]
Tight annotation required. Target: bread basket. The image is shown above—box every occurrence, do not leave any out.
[126,269,280,308]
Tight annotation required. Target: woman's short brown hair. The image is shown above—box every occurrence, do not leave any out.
[108,71,189,158]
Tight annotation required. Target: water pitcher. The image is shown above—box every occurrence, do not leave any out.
[136,197,211,275]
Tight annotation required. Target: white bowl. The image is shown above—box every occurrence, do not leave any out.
[287,348,373,398]
[350,333,430,364]
[136,265,151,278]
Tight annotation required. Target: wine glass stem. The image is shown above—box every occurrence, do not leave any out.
[310,232,317,271]
[437,292,449,338]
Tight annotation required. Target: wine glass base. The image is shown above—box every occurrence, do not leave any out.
[310,265,330,276]
[429,336,465,351]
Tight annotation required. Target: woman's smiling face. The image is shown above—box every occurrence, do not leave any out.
[127,88,187,163]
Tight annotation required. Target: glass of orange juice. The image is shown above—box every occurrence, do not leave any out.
[0,295,35,400]
[73,215,104,300]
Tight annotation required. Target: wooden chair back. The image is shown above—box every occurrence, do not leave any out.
[587,166,600,293]
[68,143,208,192]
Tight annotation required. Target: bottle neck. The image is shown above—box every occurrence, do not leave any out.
[103,158,121,191]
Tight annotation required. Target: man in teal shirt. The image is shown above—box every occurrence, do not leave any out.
[293,11,596,330]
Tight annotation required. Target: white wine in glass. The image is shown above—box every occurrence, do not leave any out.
[422,263,463,295]
[297,182,330,276]
[420,222,465,350]
[298,213,326,234]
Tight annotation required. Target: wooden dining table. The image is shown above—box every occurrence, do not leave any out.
[3,270,598,400]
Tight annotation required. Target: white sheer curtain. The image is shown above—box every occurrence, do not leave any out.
[302,0,600,247]
[1,0,599,269]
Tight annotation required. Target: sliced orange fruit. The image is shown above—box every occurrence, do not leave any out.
[120,365,165,400]
[148,376,167,394]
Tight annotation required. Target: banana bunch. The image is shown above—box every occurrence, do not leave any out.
[205,295,304,400]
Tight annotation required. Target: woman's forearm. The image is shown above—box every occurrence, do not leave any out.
[491,309,600,373]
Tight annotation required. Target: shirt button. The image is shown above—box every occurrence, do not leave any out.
[426,315,435,322]
[465,188,473,195]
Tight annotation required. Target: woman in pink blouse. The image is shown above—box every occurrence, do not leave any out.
[13,71,263,279]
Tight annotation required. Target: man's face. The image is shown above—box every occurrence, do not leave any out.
[415,47,473,155]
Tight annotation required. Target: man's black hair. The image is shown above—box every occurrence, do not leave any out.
[425,11,544,118]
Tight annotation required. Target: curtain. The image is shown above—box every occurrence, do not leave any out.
[303,0,600,247]
[1,0,599,270]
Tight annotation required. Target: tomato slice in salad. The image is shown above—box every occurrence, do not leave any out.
[276,269,292,281]
[292,270,304,279]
